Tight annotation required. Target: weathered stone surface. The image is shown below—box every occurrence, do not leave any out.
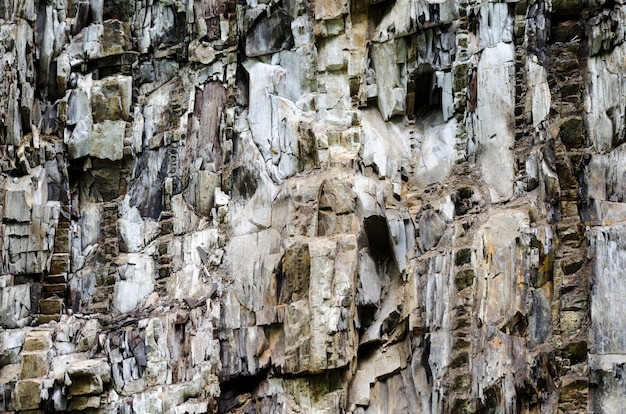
[468,42,515,203]
[89,120,126,161]
[0,0,623,411]
[69,395,101,410]
[0,284,31,328]
[91,75,132,123]
[23,330,52,352]
[4,176,34,222]
[67,359,111,396]
[589,225,626,354]
[76,319,100,352]
[112,254,156,313]
[348,342,408,407]
[586,43,626,154]
[246,10,293,57]
[15,378,42,410]
[20,350,48,378]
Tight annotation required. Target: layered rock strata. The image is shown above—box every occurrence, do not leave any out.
[0,0,624,412]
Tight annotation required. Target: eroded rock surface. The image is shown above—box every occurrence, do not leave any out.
[0,0,623,412]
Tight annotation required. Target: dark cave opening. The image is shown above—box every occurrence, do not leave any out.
[408,66,442,119]
[363,215,392,263]
[218,368,270,414]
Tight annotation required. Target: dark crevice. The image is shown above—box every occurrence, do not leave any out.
[218,368,270,413]
[363,215,392,262]
[407,66,443,119]
[219,367,347,413]
[421,334,433,385]
[477,385,502,414]
[357,304,378,330]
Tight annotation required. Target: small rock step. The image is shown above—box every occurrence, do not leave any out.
[50,253,70,274]
[45,273,67,284]
[58,209,71,224]
[89,302,110,314]
[104,238,118,255]
[39,298,64,315]
[37,314,61,325]
[93,285,114,303]
[24,329,53,351]
[42,283,66,298]
[53,227,71,253]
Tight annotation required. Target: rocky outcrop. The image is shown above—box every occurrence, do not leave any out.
[0,0,624,412]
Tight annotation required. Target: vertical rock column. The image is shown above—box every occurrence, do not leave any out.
[583,2,626,408]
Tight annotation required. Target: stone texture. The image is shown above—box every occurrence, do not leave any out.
[0,284,31,328]
[89,120,126,161]
[15,378,42,410]
[67,359,111,397]
[0,0,622,412]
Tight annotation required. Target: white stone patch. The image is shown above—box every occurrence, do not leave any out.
[4,175,34,222]
[113,254,156,313]
[169,228,220,299]
[526,55,551,127]
[214,188,230,207]
[223,230,281,317]
[370,40,405,120]
[586,43,626,153]
[244,61,287,155]
[291,16,314,48]
[475,209,529,328]
[589,225,626,354]
[80,203,102,250]
[244,61,308,182]
[0,284,31,328]
[171,195,200,236]
[478,2,513,49]
[132,388,163,414]
[118,197,160,253]
[353,174,385,218]
[318,35,348,72]
[89,120,125,161]
[317,72,352,128]
[360,108,411,180]
[374,0,414,40]
[65,75,93,159]
[469,42,515,203]
[387,209,416,272]
[415,116,458,187]
[183,228,219,268]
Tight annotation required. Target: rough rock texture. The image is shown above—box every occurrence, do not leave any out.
[0,0,624,412]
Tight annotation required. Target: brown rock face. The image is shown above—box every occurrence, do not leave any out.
[0,0,625,412]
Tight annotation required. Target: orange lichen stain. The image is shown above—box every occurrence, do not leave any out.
[487,245,495,264]
[493,337,503,347]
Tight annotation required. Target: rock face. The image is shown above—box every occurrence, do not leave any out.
[0,0,623,412]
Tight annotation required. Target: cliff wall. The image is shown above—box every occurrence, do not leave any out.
[0,0,624,412]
